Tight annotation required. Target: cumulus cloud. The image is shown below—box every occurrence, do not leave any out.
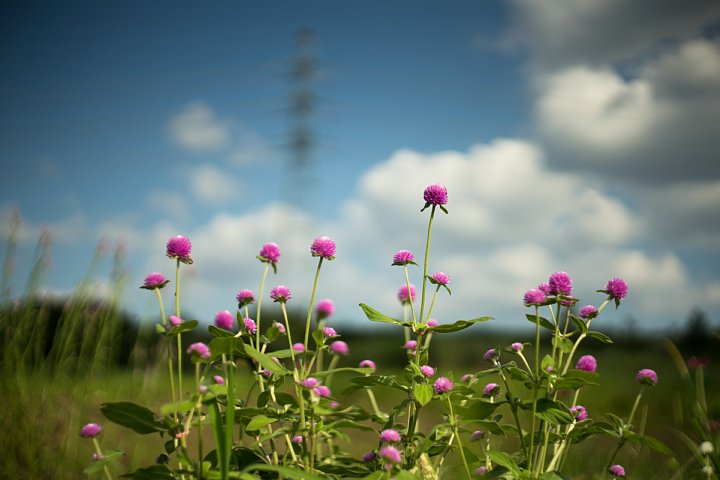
[189,165,240,205]
[168,102,230,151]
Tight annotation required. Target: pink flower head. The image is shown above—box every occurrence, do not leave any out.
[359,359,377,371]
[609,464,626,477]
[483,382,500,397]
[80,423,102,438]
[323,326,338,338]
[392,249,415,266]
[270,285,292,303]
[397,284,417,304]
[511,342,523,352]
[214,375,225,385]
[423,183,448,206]
[187,342,210,359]
[579,305,598,319]
[316,299,335,319]
[483,348,498,361]
[570,405,588,421]
[575,355,597,373]
[214,310,234,330]
[274,322,286,334]
[258,242,281,265]
[330,401,339,409]
[538,282,551,294]
[92,453,104,461]
[433,376,454,395]
[199,385,208,394]
[548,271,573,296]
[166,235,192,261]
[636,368,658,386]
[141,272,168,290]
[243,317,257,335]
[688,356,711,369]
[362,451,376,462]
[605,278,629,300]
[427,319,439,327]
[169,315,183,326]
[292,343,305,352]
[292,435,303,444]
[310,236,336,260]
[380,428,402,443]
[471,430,485,441]
[313,385,332,397]
[330,340,349,356]
[475,466,487,475]
[379,445,402,464]
[420,365,435,377]
[524,288,546,305]
[236,289,255,307]
[430,272,450,285]
[301,377,320,389]
[462,373,475,383]
[404,340,417,350]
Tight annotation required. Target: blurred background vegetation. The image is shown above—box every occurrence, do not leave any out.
[1,224,718,479]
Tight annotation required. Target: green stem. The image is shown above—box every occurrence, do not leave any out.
[223,352,234,478]
[528,305,540,472]
[92,438,113,480]
[424,286,440,324]
[605,389,645,471]
[175,259,183,400]
[195,363,203,479]
[447,396,472,480]
[256,264,270,386]
[304,258,324,360]
[419,204,436,326]
[155,288,177,407]
[403,266,418,325]
[281,302,308,469]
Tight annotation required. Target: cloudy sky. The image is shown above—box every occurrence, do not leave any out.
[2,0,719,333]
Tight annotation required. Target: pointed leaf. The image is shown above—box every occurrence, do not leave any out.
[414,383,434,406]
[428,316,493,333]
[534,398,574,425]
[101,402,164,434]
[587,331,613,344]
[487,450,522,478]
[526,314,555,331]
[358,303,402,325]
[243,343,288,375]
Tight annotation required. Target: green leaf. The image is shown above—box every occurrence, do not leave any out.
[209,401,228,479]
[555,369,599,390]
[526,314,555,331]
[625,432,674,456]
[313,367,375,378]
[120,465,175,479]
[243,344,288,376]
[246,414,277,431]
[243,464,327,480]
[414,383,434,406]
[552,336,573,354]
[350,375,409,392]
[457,400,503,420]
[312,329,326,347]
[428,316,493,333]
[541,354,554,372]
[569,315,588,333]
[209,324,235,338]
[358,303,402,325]
[533,398,574,425]
[167,319,198,335]
[101,402,165,434]
[487,450,522,478]
[505,365,532,382]
[586,330,613,344]
[83,449,124,474]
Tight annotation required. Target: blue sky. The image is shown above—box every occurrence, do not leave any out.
[2,0,720,333]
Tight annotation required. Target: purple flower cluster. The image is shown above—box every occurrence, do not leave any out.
[570,405,588,421]
[392,249,415,266]
[214,310,234,330]
[330,340,349,356]
[141,272,168,290]
[187,342,210,359]
[323,326,338,338]
[316,299,335,319]
[511,342,523,352]
[433,376,453,394]
[270,285,292,303]
[483,383,500,397]
[423,183,448,206]
[605,278,629,300]
[430,272,450,286]
[311,236,336,260]
[397,284,417,304]
[548,271,573,296]
[523,288,546,305]
[258,242,281,265]
[166,235,192,261]
[579,305,598,319]
[301,377,320,389]
[380,429,402,443]
[243,317,257,335]
[379,445,402,464]
[169,315,183,326]
[236,289,255,306]
[80,423,102,438]
[420,365,435,377]
[575,355,597,373]
[359,359,377,371]
[636,368,658,386]
[609,464,626,477]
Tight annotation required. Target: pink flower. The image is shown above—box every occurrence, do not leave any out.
[258,242,281,265]
[379,445,402,464]
[187,342,210,359]
[329,401,339,409]
[301,377,320,389]
[80,423,102,438]
[548,271,573,296]
[420,365,435,377]
[214,310,234,330]
[605,278,629,300]
[461,373,474,383]
[427,319,439,327]
[292,435,303,444]
[609,464,626,477]
[483,382,500,397]
[169,315,183,326]
[199,385,208,393]
[313,385,332,397]
[362,451,376,462]
[214,375,225,385]
[570,405,588,421]
[579,305,598,318]
[423,183,448,206]
[404,340,417,350]
[380,429,402,443]
[243,317,257,335]
[236,289,255,306]
[310,236,336,260]
[636,368,658,386]
[471,430,485,441]
[141,272,168,289]
[166,235,192,261]
[433,377,453,394]
[274,322,286,334]
[359,359,377,371]
[392,249,415,266]
[523,288,546,305]
[575,355,597,372]
[397,284,417,304]
[330,340,349,356]
[323,327,338,338]
[430,272,450,285]
[316,299,335,319]
[475,466,487,475]
[292,343,305,352]
[270,285,292,303]
[511,342,523,352]
[483,348,498,361]
[538,282,551,294]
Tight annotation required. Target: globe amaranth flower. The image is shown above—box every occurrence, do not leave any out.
[359,359,377,371]
[187,342,210,359]
[80,423,102,438]
[609,464,626,477]
[420,365,435,377]
[214,375,225,385]
[323,326,338,338]
[429,271,450,286]
[236,289,255,307]
[214,310,234,330]
[433,376,454,395]
[273,322,286,334]
[292,343,305,352]
[362,451,376,462]
[470,430,485,441]
[141,272,169,290]
[461,373,475,383]
[427,319,439,327]
[475,466,487,475]
[423,183,448,206]
[301,377,320,389]
[258,242,281,265]
[605,278,629,300]
[397,284,417,304]
[310,236,336,260]
[316,299,335,319]
[404,340,417,350]
[166,235,192,262]
[313,385,332,397]
[579,305,598,319]
[570,405,588,421]
[636,368,658,386]
[575,355,597,373]
[538,282,551,294]
[169,315,183,326]
[330,340,349,356]
[700,441,713,455]
[523,288,546,305]
[292,435,303,444]
[270,285,292,303]
[483,382,500,397]
[548,271,573,296]
[243,317,257,335]
[511,342,523,352]
[483,348,498,361]
[379,445,402,464]
[92,453,104,461]
[392,249,415,266]
[380,428,402,443]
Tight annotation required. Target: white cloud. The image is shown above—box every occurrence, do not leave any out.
[190,165,239,205]
[168,102,230,151]
[146,190,191,222]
